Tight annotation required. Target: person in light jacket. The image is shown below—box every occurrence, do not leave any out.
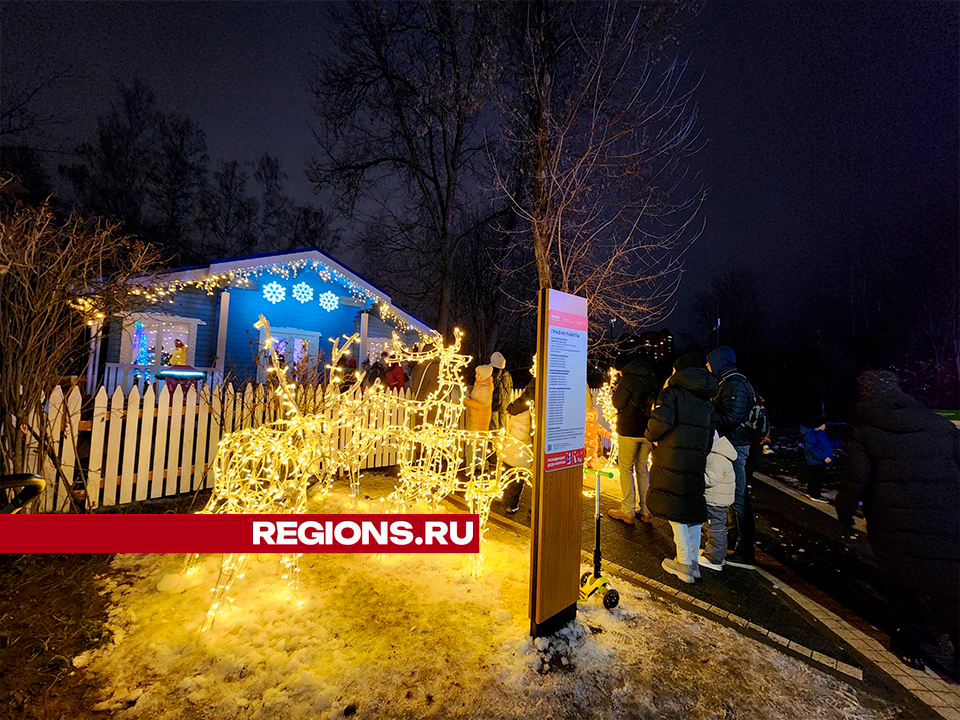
[699,432,737,572]
[464,365,493,431]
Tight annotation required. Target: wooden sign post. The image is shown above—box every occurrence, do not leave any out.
[529,288,588,637]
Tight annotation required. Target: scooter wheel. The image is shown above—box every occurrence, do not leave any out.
[580,572,591,588]
[602,588,620,610]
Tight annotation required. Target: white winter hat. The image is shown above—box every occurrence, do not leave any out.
[490,352,506,369]
[475,364,493,380]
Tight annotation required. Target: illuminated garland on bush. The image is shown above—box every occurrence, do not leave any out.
[191,318,533,630]
[595,368,620,472]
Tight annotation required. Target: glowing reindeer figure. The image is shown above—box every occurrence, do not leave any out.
[384,329,533,548]
[192,315,384,630]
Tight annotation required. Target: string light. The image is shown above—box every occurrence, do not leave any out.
[595,368,620,472]
[191,319,534,629]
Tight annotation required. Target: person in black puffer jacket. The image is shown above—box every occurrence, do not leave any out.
[706,346,758,568]
[645,353,718,584]
[608,353,659,525]
[836,371,960,671]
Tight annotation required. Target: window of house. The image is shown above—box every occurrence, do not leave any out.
[257,326,323,383]
[119,314,203,367]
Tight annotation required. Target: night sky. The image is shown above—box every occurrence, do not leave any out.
[3,1,958,341]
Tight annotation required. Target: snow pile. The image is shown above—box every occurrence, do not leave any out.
[80,473,894,720]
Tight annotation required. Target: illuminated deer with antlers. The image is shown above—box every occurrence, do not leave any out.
[191,315,387,629]
[192,319,532,628]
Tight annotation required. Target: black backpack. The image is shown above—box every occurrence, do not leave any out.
[721,373,769,442]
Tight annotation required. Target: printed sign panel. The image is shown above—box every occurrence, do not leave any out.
[542,290,588,472]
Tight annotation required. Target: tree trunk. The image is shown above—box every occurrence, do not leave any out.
[436,247,455,339]
[530,0,554,291]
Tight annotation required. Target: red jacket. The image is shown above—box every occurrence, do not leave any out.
[386,363,406,390]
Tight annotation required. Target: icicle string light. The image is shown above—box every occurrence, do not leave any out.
[192,319,533,629]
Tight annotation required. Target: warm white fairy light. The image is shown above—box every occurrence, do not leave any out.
[191,319,533,629]
[318,291,339,312]
[263,281,286,304]
[595,368,620,472]
[292,282,314,303]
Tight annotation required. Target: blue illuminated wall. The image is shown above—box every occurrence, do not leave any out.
[223,269,370,380]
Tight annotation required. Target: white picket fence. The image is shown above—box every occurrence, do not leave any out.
[16,383,606,513]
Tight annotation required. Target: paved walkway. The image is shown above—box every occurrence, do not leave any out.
[470,471,959,720]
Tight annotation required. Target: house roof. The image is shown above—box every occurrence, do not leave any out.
[157,247,434,335]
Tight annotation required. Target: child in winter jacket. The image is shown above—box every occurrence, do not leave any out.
[699,432,737,571]
[801,422,842,502]
[584,406,613,470]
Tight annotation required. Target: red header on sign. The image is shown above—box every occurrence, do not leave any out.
[547,309,588,332]
[0,514,480,554]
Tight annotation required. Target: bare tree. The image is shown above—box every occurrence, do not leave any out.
[278,204,338,255]
[0,188,160,501]
[694,269,762,349]
[60,79,160,237]
[196,160,258,258]
[308,1,499,336]
[0,64,71,142]
[150,113,209,259]
[495,1,705,344]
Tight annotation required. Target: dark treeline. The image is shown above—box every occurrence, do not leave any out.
[2,1,706,376]
[2,1,956,418]
[2,79,337,266]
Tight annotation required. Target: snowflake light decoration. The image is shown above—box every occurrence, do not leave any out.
[292,282,314,304]
[318,291,339,312]
[262,281,286,304]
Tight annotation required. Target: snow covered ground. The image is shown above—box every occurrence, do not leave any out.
[76,472,895,720]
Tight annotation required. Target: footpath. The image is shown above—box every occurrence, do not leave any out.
[473,467,960,720]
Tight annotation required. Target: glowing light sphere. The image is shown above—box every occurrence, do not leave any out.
[292,282,314,304]
[263,281,286,304]
[318,291,339,312]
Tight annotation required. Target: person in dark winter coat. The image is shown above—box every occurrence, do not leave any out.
[489,352,514,432]
[706,346,757,569]
[836,371,960,671]
[608,353,659,525]
[645,353,718,584]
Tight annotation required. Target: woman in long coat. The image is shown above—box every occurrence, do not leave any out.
[645,353,718,584]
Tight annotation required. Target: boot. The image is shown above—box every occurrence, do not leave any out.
[890,628,925,671]
[661,558,696,584]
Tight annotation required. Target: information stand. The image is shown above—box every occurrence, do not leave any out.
[529,288,588,637]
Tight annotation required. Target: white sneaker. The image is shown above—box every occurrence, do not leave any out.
[698,551,724,572]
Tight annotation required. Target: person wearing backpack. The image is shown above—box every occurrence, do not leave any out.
[706,346,759,569]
